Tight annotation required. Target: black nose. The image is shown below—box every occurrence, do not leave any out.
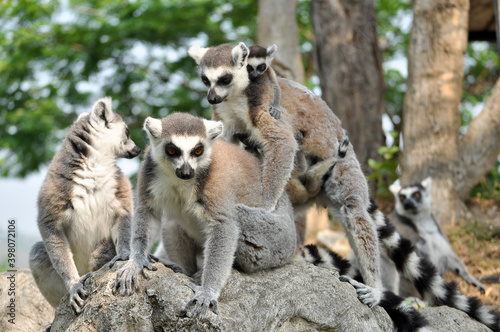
[127,145,142,159]
[176,164,194,180]
[207,89,223,104]
[403,199,416,211]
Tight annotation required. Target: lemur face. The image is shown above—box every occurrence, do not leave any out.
[246,58,267,80]
[87,98,141,159]
[247,44,277,80]
[200,67,236,105]
[189,42,251,105]
[144,114,223,180]
[390,177,433,216]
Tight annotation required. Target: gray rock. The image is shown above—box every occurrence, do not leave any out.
[48,262,492,332]
[0,269,55,332]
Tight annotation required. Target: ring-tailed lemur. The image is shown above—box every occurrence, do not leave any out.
[112,113,425,331]
[188,41,382,305]
[247,44,281,120]
[368,198,500,332]
[188,42,500,331]
[29,97,140,314]
[245,44,346,207]
[386,177,486,297]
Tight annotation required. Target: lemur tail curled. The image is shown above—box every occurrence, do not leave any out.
[294,245,429,332]
[369,199,500,332]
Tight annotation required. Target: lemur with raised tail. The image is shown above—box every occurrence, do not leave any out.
[188,42,500,331]
[113,113,426,331]
[29,97,141,314]
[386,177,485,297]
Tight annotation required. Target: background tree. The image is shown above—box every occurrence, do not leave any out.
[310,0,386,184]
[257,0,305,82]
[0,0,257,177]
[401,0,500,226]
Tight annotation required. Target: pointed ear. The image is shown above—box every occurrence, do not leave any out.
[204,119,224,140]
[144,117,162,140]
[421,177,432,190]
[90,97,114,126]
[188,45,209,65]
[76,113,88,122]
[266,44,277,60]
[389,182,401,196]
[231,42,249,68]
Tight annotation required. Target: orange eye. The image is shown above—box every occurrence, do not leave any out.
[413,192,421,200]
[193,148,203,156]
[167,149,176,156]
[399,195,405,202]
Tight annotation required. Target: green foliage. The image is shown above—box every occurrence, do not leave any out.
[470,161,500,201]
[367,132,399,199]
[0,0,257,177]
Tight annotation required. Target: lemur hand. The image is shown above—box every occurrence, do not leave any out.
[108,250,131,268]
[113,255,157,296]
[180,282,219,320]
[69,272,92,314]
[268,105,281,120]
[339,275,382,308]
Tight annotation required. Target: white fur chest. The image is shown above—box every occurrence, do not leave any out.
[149,169,209,245]
[64,156,121,275]
[214,95,261,140]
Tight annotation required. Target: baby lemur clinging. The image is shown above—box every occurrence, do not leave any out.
[189,42,500,331]
[29,97,140,314]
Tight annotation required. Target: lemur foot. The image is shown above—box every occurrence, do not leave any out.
[473,280,486,294]
[69,272,92,314]
[268,105,281,120]
[180,282,219,321]
[339,275,382,308]
[113,255,157,296]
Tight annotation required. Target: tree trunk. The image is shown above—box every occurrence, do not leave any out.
[257,0,305,83]
[401,0,470,226]
[310,0,385,176]
[456,78,500,200]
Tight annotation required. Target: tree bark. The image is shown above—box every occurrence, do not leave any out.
[257,0,305,83]
[401,0,470,226]
[310,0,386,175]
[456,78,500,200]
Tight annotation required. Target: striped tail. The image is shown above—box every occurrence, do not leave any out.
[295,244,429,332]
[369,199,500,332]
[338,129,349,158]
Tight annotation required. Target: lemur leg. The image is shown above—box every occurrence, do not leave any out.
[114,205,161,296]
[109,214,132,267]
[254,111,298,211]
[294,214,307,246]
[181,214,240,320]
[36,224,90,313]
[90,238,116,271]
[447,255,486,293]
[29,241,68,308]
[161,221,198,276]
[322,149,383,308]
[234,194,297,273]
